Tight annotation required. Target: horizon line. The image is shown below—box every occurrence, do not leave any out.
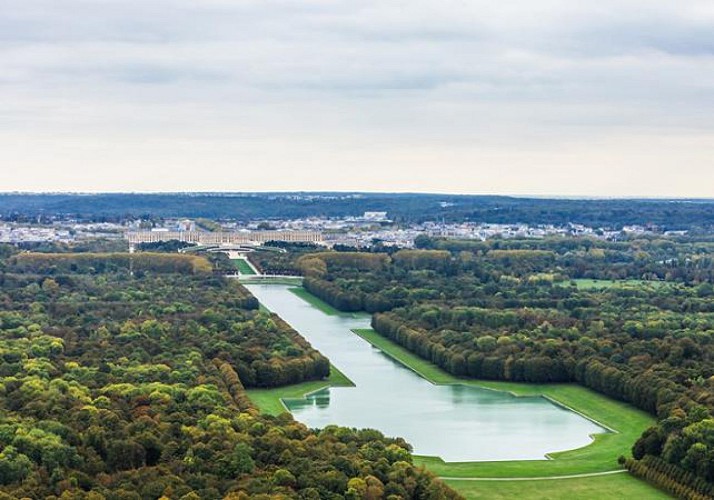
[1,190,714,202]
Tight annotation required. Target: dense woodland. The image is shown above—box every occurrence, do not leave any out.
[3,193,714,229]
[295,238,714,499]
[0,248,459,499]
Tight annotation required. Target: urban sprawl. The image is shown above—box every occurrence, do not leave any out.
[0,211,686,248]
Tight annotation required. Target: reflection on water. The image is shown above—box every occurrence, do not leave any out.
[246,284,607,462]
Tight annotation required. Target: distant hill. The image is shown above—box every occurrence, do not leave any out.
[1,192,714,230]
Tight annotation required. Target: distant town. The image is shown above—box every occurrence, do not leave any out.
[0,210,689,249]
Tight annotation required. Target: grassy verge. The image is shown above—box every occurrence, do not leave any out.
[246,364,354,416]
[444,473,671,500]
[353,328,655,478]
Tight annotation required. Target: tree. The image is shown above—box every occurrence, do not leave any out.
[219,443,255,477]
[0,446,32,485]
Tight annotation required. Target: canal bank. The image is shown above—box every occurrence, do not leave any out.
[244,283,608,463]
[244,284,671,499]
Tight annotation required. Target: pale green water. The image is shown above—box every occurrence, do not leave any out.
[246,284,607,462]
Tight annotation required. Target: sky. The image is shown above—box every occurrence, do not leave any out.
[1,0,713,196]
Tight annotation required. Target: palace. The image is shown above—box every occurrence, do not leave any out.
[126,229,323,246]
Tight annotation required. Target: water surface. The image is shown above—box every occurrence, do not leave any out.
[246,284,607,462]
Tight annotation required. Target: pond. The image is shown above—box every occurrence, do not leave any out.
[245,284,607,462]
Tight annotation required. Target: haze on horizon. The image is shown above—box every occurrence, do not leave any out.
[1,1,713,197]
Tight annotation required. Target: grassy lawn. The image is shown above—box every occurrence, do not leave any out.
[246,364,354,416]
[444,473,670,500]
[569,279,665,289]
[353,328,655,478]
[232,258,256,275]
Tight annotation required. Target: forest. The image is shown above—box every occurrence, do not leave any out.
[3,193,714,229]
[292,238,714,499]
[0,247,459,499]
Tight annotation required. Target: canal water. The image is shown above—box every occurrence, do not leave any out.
[245,284,607,462]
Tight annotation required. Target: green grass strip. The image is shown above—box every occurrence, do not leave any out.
[247,364,354,416]
[232,259,256,275]
[443,472,671,499]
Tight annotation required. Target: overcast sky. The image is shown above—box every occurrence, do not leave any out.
[1,0,713,196]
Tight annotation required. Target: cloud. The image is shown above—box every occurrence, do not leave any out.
[0,0,712,194]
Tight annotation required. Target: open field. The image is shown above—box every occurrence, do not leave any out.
[246,364,353,415]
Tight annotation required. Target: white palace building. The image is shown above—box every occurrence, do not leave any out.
[126,229,323,247]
